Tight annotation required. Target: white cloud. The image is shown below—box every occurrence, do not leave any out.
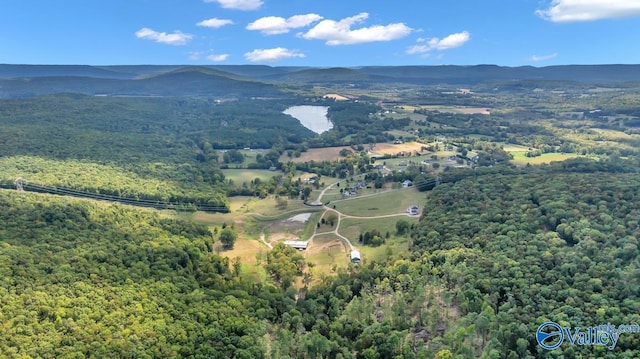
[536,0,640,22]
[406,31,470,55]
[204,0,262,11]
[247,14,323,35]
[189,51,229,61]
[244,47,305,62]
[207,53,230,62]
[135,28,193,45]
[197,18,234,28]
[299,12,412,45]
[528,53,558,62]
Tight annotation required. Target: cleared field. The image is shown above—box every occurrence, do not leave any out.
[380,154,434,168]
[216,236,269,282]
[373,142,426,156]
[501,144,530,152]
[358,236,410,263]
[306,234,349,282]
[510,152,581,165]
[333,188,425,217]
[278,142,429,163]
[222,169,278,185]
[591,128,640,141]
[323,93,349,101]
[339,216,418,242]
[280,146,352,163]
[414,105,492,115]
[216,148,266,164]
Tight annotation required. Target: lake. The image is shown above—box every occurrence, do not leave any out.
[283,105,333,134]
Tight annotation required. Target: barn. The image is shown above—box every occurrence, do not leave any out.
[350,250,361,264]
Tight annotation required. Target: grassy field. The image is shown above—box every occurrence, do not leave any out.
[380,154,432,168]
[339,216,419,241]
[216,148,266,164]
[279,146,352,163]
[306,234,350,283]
[510,152,582,165]
[222,169,279,185]
[422,105,491,115]
[215,236,269,282]
[358,236,411,263]
[501,144,530,152]
[333,187,425,217]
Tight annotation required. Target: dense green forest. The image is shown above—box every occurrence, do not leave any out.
[2,161,638,358]
[0,94,318,206]
[1,64,639,358]
[0,191,298,358]
[0,94,314,159]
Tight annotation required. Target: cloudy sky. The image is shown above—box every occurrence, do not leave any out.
[1,0,639,66]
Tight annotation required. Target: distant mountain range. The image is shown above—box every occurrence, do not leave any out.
[1,64,639,98]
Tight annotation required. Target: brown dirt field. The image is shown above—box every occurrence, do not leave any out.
[307,238,346,255]
[323,93,349,101]
[373,142,426,155]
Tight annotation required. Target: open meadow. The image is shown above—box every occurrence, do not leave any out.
[332,187,424,217]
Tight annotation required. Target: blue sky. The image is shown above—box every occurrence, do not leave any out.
[2,0,640,66]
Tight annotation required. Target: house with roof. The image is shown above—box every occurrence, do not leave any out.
[407,205,419,216]
[284,240,309,250]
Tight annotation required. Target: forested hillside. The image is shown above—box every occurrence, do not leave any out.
[2,163,638,358]
[0,94,316,207]
[0,191,291,358]
[291,168,640,358]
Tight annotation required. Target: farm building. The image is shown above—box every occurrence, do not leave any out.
[284,240,309,250]
[350,250,361,264]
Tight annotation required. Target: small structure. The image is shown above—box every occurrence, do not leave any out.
[14,177,24,192]
[284,240,309,250]
[407,205,419,216]
[350,250,361,264]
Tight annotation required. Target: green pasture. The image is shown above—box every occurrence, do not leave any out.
[510,152,582,165]
[307,234,350,280]
[332,188,425,217]
[339,216,418,242]
[379,154,434,169]
[222,169,279,185]
[358,236,411,263]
